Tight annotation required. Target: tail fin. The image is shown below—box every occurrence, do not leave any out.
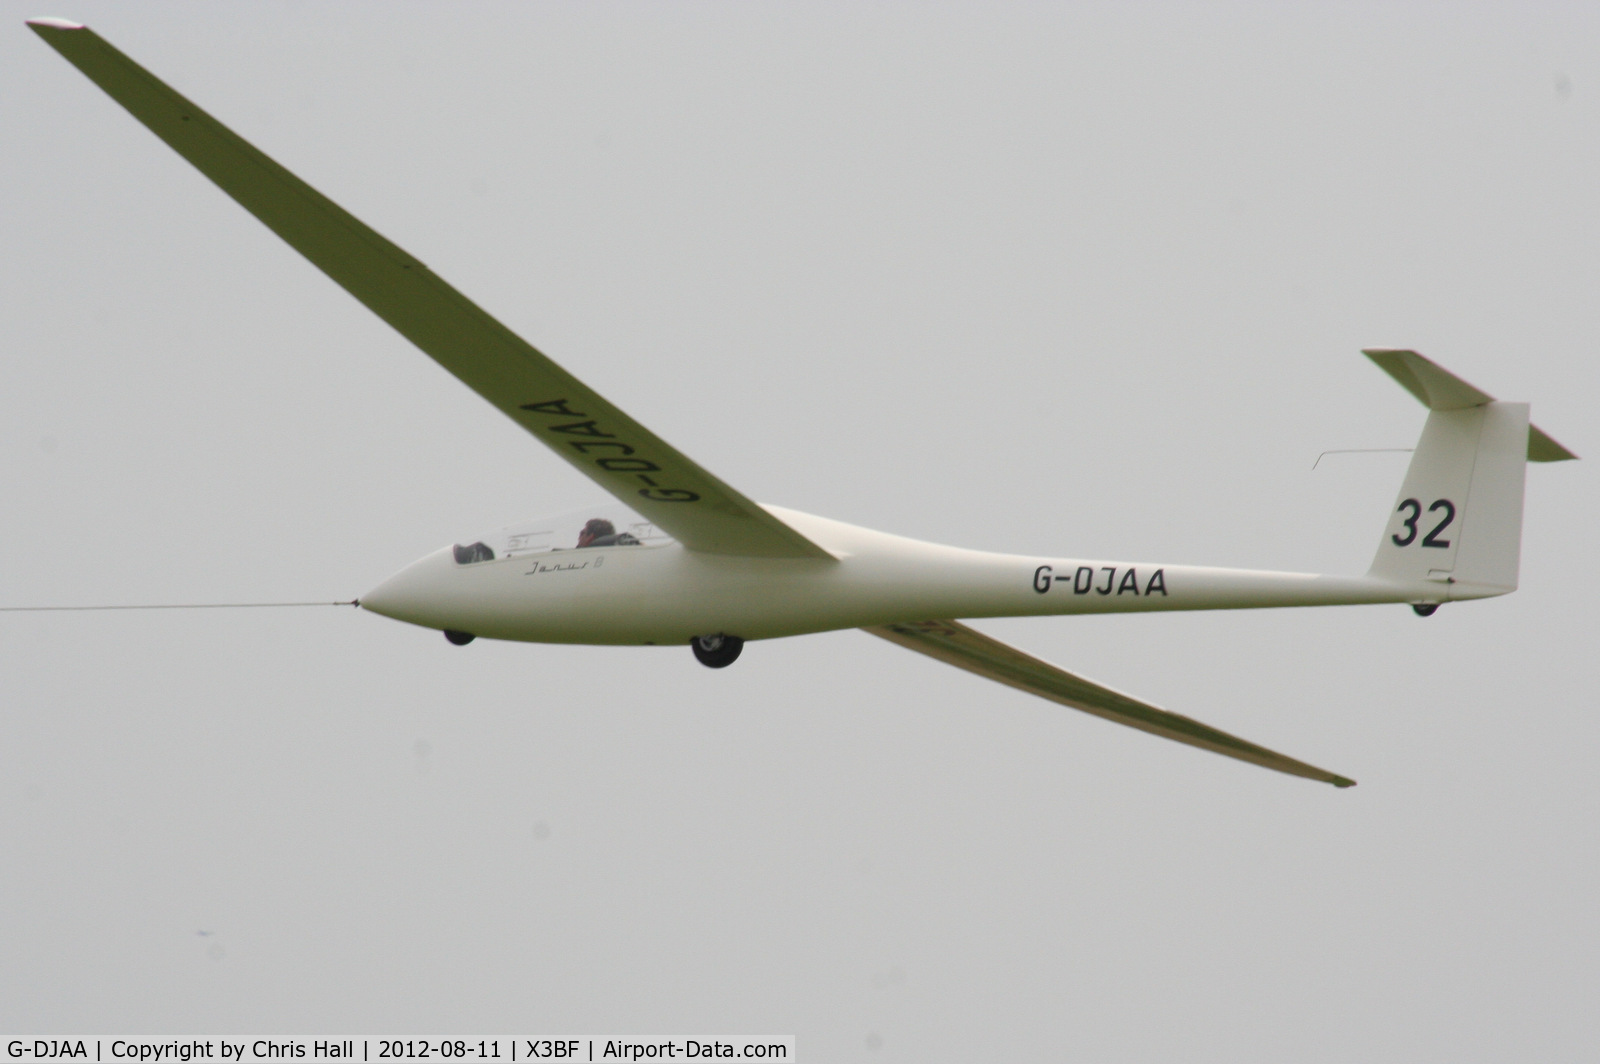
[1363,350,1575,599]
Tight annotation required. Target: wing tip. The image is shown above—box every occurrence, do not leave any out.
[1330,775,1357,789]
[26,17,87,31]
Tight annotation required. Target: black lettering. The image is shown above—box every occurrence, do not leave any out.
[1033,565,1053,594]
[569,441,635,456]
[1096,567,1116,595]
[1074,566,1093,594]
[547,420,615,438]
[1145,569,1167,596]
[1392,498,1421,546]
[519,399,587,417]
[1422,499,1455,548]
[639,488,700,502]
[597,457,661,473]
[1117,568,1139,594]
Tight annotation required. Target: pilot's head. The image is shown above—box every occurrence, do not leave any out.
[577,518,615,547]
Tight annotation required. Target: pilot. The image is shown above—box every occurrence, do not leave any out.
[576,518,640,548]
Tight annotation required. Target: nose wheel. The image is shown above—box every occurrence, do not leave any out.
[691,633,744,668]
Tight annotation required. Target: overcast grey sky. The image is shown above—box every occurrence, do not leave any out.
[3,2,1597,1059]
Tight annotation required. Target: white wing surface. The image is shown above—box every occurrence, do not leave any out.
[866,620,1356,787]
[30,20,834,561]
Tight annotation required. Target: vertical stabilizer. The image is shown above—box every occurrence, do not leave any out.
[1368,401,1529,596]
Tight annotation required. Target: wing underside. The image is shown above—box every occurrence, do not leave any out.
[866,620,1355,787]
[30,19,833,561]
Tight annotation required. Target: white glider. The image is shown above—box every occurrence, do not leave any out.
[31,19,1577,787]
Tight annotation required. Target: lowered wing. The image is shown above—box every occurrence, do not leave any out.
[30,19,833,562]
[866,620,1355,787]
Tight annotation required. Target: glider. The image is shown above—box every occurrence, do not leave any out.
[30,19,1577,788]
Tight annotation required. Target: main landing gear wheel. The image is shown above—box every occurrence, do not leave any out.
[1411,603,1440,617]
[443,629,476,645]
[691,633,744,668]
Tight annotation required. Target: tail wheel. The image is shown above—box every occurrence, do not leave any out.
[691,633,744,668]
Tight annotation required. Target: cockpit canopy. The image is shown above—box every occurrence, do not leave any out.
[451,503,673,565]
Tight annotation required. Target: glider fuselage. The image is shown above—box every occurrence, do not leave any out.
[358,505,1480,645]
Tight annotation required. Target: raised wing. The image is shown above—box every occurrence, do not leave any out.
[865,620,1355,787]
[30,19,834,561]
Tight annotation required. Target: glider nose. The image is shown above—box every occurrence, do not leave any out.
[359,547,455,626]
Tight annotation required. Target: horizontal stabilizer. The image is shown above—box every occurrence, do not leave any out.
[1363,349,1576,461]
[1528,425,1577,463]
[865,620,1355,787]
